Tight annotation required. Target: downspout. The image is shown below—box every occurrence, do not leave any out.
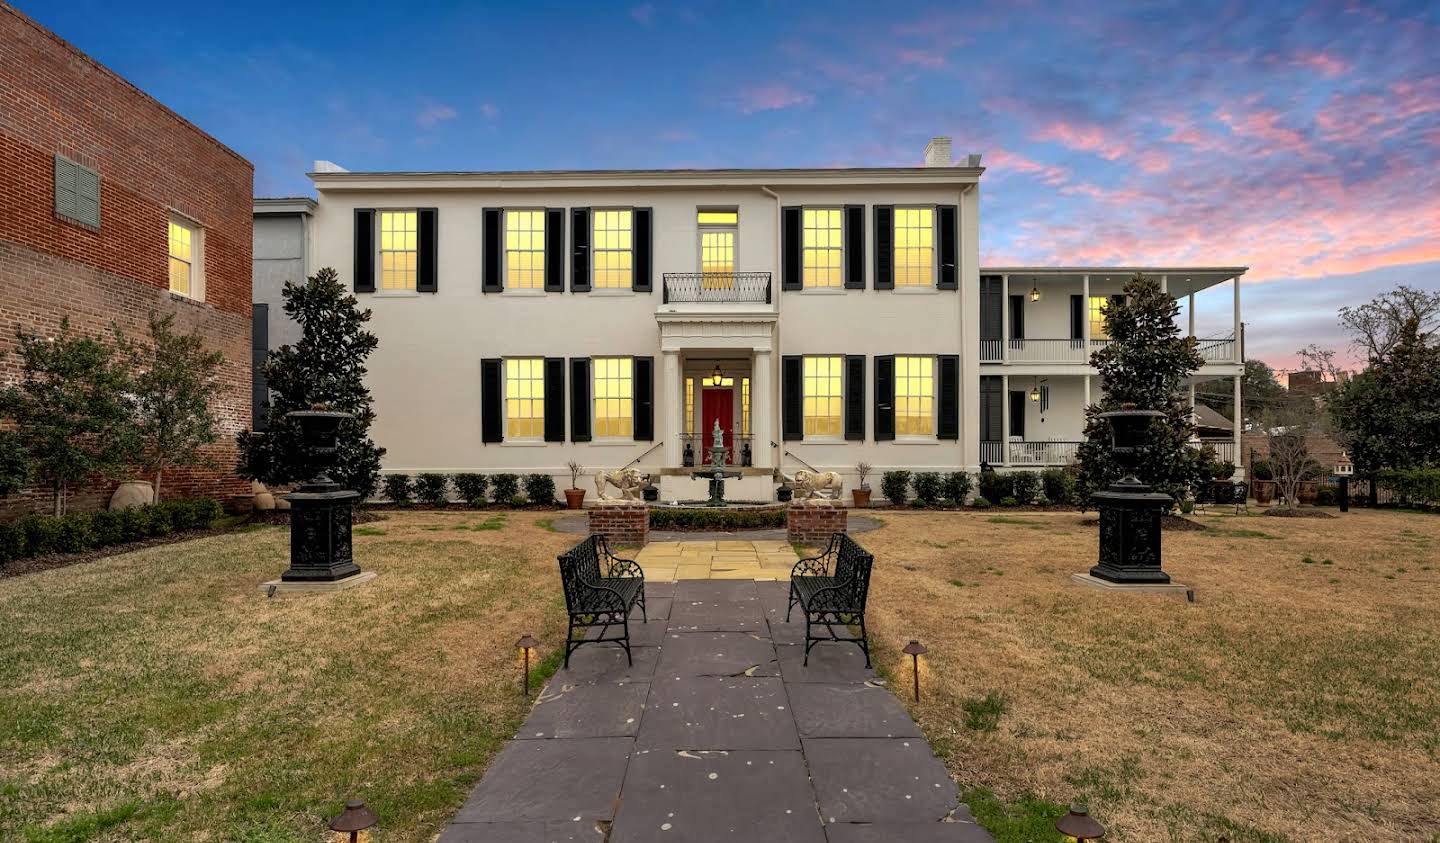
[761,185,781,476]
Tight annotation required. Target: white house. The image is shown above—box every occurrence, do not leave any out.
[288,138,1246,501]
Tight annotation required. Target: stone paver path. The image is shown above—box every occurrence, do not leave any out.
[440,578,993,843]
[635,540,798,581]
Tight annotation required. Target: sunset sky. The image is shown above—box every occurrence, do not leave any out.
[24,0,1439,373]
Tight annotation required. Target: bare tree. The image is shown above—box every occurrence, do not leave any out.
[1338,285,1440,363]
[1261,401,1324,513]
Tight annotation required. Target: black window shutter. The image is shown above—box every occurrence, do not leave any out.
[417,207,438,292]
[980,376,1002,444]
[844,355,865,440]
[633,356,654,440]
[1070,294,1084,340]
[481,358,503,443]
[843,204,865,289]
[353,209,375,292]
[482,208,502,292]
[634,207,653,292]
[781,355,804,440]
[544,208,564,292]
[251,304,269,431]
[874,355,895,440]
[570,358,591,442]
[571,207,591,292]
[1009,295,1025,340]
[937,354,960,440]
[937,204,958,289]
[543,357,566,442]
[873,206,894,289]
[781,206,802,290]
[980,276,1002,342]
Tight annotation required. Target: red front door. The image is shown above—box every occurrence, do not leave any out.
[701,388,734,464]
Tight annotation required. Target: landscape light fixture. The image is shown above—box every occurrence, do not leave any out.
[329,798,378,843]
[902,639,927,703]
[516,634,539,696]
[1055,803,1105,841]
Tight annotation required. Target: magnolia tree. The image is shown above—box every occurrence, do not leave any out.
[238,268,385,498]
[1076,274,1207,503]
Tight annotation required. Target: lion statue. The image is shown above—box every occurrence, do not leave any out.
[595,467,651,501]
[785,469,844,500]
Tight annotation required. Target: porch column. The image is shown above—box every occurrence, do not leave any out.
[1000,374,1010,465]
[1000,274,1010,362]
[1187,292,1196,338]
[1160,274,1168,295]
[1232,374,1243,478]
[1232,276,1242,363]
[752,349,774,468]
[1084,374,1091,407]
[1081,274,1091,347]
[662,350,682,467]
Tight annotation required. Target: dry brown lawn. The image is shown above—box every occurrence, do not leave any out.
[857,508,1440,842]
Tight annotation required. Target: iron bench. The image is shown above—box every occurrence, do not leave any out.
[786,532,875,666]
[558,535,646,668]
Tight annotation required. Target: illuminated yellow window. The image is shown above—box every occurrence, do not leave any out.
[893,207,934,287]
[698,208,737,287]
[895,356,934,436]
[505,209,546,289]
[593,209,633,288]
[168,217,195,296]
[803,208,842,288]
[702,374,734,387]
[803,356,843,437]
[685,377,695,434]
[593,357,633,438]
[505,358,545,439]
[379,210,417,290]
[742,377,751,436]
[1089,296,1111,340]
[697,209,738,225]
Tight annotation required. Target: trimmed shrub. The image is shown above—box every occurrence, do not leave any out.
[1377,467,1440,507]
[0,520,25,561]
[119,506,152,541]
[21,515,62,556]
[191,498,223,527]
[649,507,787,531]
[147,505,174,537]
[1010,472,1040,505]
[382,474,413,506]
[414,473,450,506]
[524,473,557,506]
[452,473,490,506]
[491,473,520,503]
[978,470,1013,502]
[1251,460,1274,481]
[90,509,125,547]
[1040,468,1077,506]
[507,494,527,508]
[912,472,943,503]
[881,471,911,506]
[971,496,992,509]
[999,496,1020,507]
[942,471,972,505]
[55,514,96,553]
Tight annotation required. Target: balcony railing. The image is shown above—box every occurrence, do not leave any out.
[663,272,772,304]
[1189,439,1236,463]
[980,440,1083,466]
[980,336,1237,365]
[1197,336,1237,363]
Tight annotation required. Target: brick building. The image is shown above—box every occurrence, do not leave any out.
[0,3,253,514]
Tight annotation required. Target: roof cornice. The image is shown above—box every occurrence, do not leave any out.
[253,197,317,215]
[309,166,984,191]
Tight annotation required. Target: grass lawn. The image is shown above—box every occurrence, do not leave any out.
[856,508,1440,842]
[0,511,571,842]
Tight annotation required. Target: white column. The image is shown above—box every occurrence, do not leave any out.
[662,350,682,467]
[1000,274,1010,362]
[1160,274,1168,295]
[1000,374,1010,465]
[1232,276,1242,363]
[751,349,773,468]
[1232,374,1243,477]
[1187,292,1196,338]
[1081,274,1091,346]
[1084,374,1091,407]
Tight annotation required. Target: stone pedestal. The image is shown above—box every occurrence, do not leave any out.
[787,499,847,544]
[1089,488,1173,584]
[281,487,361,582]
[589,501,648,545]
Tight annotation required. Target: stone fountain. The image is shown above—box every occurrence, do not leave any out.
[690,419,742,505]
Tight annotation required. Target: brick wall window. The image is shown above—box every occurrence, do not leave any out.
[168,215,203,299]
[54,155,100,228]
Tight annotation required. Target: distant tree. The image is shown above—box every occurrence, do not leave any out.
[1260,401,1325,513]
[1196,359,1288,424]
[0,319,134,514]
[1077,274,1207,503]
[1337,284,1440,363]
[1328,315,1440,482]
[237,268,385,498]
[119,312,224,502]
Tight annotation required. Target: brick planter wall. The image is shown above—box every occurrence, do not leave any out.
[787,499,847,544]
[588,502,648,546]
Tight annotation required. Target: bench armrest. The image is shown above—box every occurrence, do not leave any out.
[606,557,644,581]
[791,555,831,577]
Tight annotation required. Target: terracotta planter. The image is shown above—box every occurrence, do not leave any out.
[1252,480,1276,504]
[564,487,586,510]
[852,488,872,508]
[1297,481,1320,505]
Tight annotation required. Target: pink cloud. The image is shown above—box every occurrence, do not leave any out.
[1136,148,1171,173]
[897,48,946,69]
[735,83,813,114]
[1290,51,1351,78]
[415,104,458,128]
[1214,106,1309,153]
[987,148,1069,186]
[1034,120,1129,160]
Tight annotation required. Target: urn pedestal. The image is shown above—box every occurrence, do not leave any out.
[1089,487,1173,584]
[282,486,361,582]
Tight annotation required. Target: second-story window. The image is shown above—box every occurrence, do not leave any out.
[593,209,633,288]
[168,215,203,299]
[803,208,842,288]
[1089,296,1110,340]
[506,210,546,289]
[697,208,737,288]
[894,207,934,287]
[379,210,417,290]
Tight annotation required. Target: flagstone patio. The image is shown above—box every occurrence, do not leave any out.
[634,539,800,581]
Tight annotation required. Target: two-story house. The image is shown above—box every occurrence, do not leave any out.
[275,138,1244,502]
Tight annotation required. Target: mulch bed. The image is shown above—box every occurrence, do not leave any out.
[251,508,389,526]
[1264,508,1337,519]
[0,526,234,580]
[1079,514,1209,531]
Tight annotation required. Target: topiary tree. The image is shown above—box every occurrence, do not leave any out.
[1076,274,1207,504]
[237,268,386,499]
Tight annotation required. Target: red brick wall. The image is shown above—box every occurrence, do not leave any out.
[588,503,649,546]
[787,500,848,544]
[0,4,253,515]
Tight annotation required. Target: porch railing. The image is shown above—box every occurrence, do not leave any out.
[1189,439,1237,463]
[1197,336,1237,363]
[981,440,1083,466]
[663,272,772,304]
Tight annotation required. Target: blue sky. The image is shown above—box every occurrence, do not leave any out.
[22,0,1440,372]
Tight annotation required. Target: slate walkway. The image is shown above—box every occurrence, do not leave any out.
[440,579,993,843]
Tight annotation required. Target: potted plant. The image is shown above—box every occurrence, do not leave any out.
[1251,460,1276,504]
[776,481,794,503]
[564,460,586,509]
[852,461,873,508]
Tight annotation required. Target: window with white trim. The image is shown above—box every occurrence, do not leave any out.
[803,356,843,437]
[593,357,633,438]
[379,210,417,290]
[505,209,546,289]
[168,215,203,299]
[802,208,842,288]
[505,358,545,439]
[893,207,934,287]
[895,355,934,435]
[593,209,633,288]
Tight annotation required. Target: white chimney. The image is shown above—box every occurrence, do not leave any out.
[923,136,953,167]
[965,153,983,167]
[313,160,349,173]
